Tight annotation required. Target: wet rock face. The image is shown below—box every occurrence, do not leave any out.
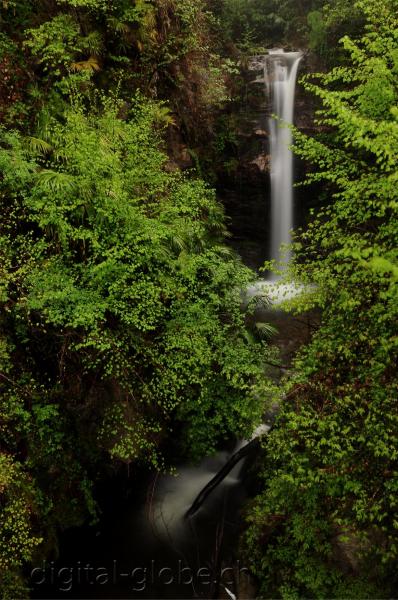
[262,307,321,370]
[216,82,271,271]
[295,52,321,133]
[162,53,323,273]
[215,53,323,272]
[165,124,194,170]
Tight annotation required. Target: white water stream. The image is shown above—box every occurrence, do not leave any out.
[251,49,303,274]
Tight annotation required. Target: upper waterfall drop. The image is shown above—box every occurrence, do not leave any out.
[250,49,303,277]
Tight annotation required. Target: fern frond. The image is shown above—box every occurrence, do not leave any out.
[82,31,104,55]
[255,322,277,339]
[150,106,176,128]
[37,170,76,193]
[25,136,53,155]
[70,56,101,73]
[106,16,131,34]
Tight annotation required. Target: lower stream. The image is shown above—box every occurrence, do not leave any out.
[30,439,260,599]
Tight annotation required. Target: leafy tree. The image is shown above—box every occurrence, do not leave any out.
[307,0,364,62]
[0,1,268,596]
[213,0,289,48]
[212,0,364,59]
[244,0,398,597]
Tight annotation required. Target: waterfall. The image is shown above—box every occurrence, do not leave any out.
[251,50,302,275]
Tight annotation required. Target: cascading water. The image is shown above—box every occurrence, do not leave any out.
[268,50,302,271]
[251,49,303,275]
[183,53,304,518]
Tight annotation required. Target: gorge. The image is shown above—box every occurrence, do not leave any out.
[1,1,397,598]
[30,47,306,600]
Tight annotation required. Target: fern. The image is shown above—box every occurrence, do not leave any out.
[150,105,176,128]
[24,136,53,155]
[37,169,76,193]
[70,56,101,72]
[106,17,131,35]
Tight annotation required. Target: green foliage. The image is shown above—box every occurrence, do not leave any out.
[55,0,110,9]
[307,10,327,53]
[1,96,267,452]
[244,1,398,596]
[0,95,270,595]
[215,0,291,49]
[0,0,234,149]
[213,0,364,60]
[25,15,83,74]
[0,455,42,571]
[0,1,275,598]
[306,0,364,62]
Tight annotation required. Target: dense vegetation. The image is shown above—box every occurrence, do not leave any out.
[1,0,397,598]
[0,1,271,596]
[245,0,398,597]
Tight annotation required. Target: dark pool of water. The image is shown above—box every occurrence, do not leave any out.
[30,446,255,600]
